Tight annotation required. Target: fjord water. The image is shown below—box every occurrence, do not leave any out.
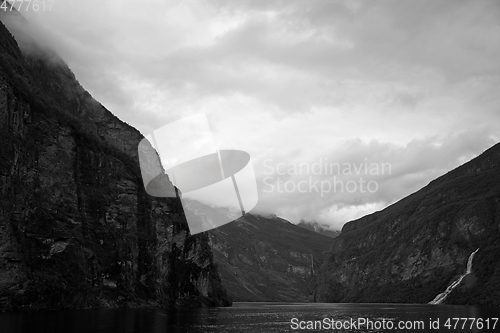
[0,303,498,332]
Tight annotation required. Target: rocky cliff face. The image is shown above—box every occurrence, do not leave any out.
[317,143,500,306]
[0,14,230,311]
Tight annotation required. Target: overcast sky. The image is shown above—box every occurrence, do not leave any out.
[17,0,500,229]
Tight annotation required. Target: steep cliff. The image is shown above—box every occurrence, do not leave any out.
[0,12,230,310]
[317,142,500,306]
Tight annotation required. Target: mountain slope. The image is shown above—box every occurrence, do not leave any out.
[317,143,500,306]
[205,209,333,302]
[0,11,230,310]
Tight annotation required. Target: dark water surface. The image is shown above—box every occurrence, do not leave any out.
[1,302,499,332]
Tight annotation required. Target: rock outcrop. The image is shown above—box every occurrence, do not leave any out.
[317,143,500,306]
[0,12,230,311]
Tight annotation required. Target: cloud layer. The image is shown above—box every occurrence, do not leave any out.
[14,0,500,229]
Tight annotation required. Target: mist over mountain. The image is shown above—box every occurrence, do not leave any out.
[0,7,229,310]
[297,221,340,239]
[317,143,500,306]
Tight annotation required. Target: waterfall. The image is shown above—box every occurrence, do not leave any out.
[429,248,479,305]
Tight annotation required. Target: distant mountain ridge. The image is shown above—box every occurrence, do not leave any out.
[297,221,340,239]
[194,204,334,302]
[317,143,500,306]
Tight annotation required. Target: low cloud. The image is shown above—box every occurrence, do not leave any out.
[4,0,499,229]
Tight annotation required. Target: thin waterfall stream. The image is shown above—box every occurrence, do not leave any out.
[429,248,480,305]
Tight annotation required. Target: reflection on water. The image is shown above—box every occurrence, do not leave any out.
[0,302,499,332]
